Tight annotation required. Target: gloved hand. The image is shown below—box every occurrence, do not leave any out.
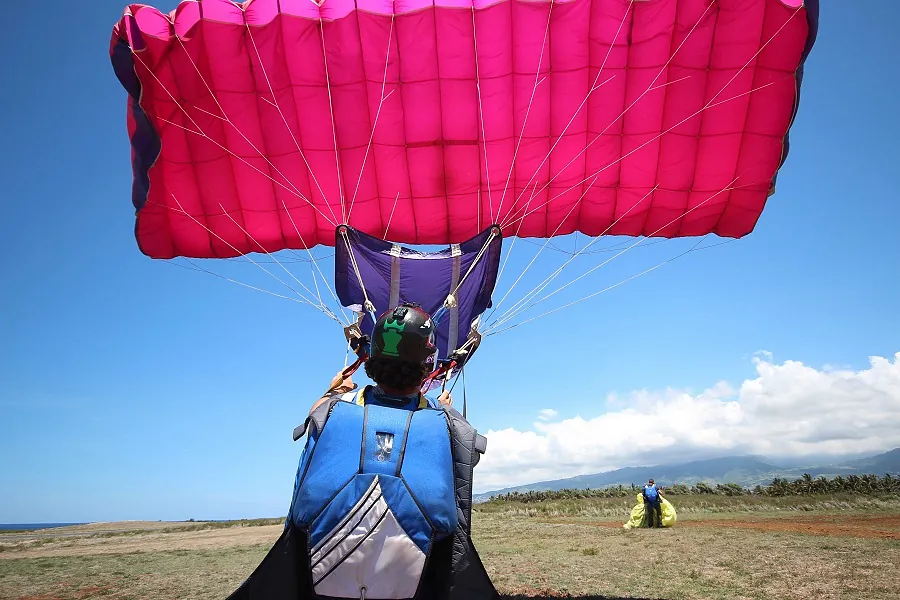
[327,370,358,394]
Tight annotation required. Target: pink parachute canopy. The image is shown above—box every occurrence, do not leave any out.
[111,0,818,259]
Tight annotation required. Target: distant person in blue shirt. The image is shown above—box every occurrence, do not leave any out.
[642,479,663,528]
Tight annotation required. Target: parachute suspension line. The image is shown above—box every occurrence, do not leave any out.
[503,2,803,230]
[283,200,352,326]
[347,11,396,226]
[489,205,642,332]
[510,236,670,258]
[518,236,579,255]
[462,366,467,420]
[168,258,312,307]
[437,227,499,319]
[498,0,634,226]
[476,188,482,235]
[242,26,341,226]
[505,75,790,231]
[490,186,657,327]
[453,365,468,420]
[167,196,341,324]
[223,254,334,264]
[151,114,335,225]
[493,0,554,224]
[487,177,743,332]
[383,192,401,240]
[308,260,325,315]
[164,39,336,226]
[486,236,712,337]
[499,74,619,229]
[318,15,349,223]
[217,202,330,315]
[500,0,717,229]
[492,173,761,330]
[576,238,666,255]
[491,181,539,305]
[340,227,377,319]
[485,175,601,325]
[139,115,337,227]
[471,4,494,221]
[446,364,467,419]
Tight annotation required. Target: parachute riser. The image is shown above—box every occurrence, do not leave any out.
[341,311,371,379]
[421,325,482,393]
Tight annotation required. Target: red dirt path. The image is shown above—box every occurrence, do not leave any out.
[569,514,900,539]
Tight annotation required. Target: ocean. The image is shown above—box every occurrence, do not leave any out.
[0,523,86,531]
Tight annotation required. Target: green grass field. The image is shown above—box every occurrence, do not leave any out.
[1,495,898,600]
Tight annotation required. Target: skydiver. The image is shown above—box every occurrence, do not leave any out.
[228,302,497,600]
[642,478,663,528]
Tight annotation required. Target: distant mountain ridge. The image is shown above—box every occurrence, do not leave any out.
[474,447,900,503]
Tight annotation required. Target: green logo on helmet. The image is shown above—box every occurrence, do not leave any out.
[380,319,406,357]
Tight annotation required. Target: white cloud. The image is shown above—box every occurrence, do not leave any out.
[475,352,900,492]
[537,408,558,421]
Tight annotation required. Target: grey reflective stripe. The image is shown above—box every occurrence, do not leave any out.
[448,244,462,353]
[311,477,382,561]
[389,244,401,309]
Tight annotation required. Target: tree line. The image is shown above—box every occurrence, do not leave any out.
[487,473,900,504]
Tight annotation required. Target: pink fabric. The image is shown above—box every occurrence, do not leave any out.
[112,0,813,258]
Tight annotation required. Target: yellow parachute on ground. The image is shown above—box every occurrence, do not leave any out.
[623,493,677,529]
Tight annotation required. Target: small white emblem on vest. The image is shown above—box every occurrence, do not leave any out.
[375,432,394,462]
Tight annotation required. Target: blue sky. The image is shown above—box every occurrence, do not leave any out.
[1,3,898,523]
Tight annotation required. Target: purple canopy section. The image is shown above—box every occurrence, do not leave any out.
[335,226,503,362]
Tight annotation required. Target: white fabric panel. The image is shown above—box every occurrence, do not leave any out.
[312,477,426,599]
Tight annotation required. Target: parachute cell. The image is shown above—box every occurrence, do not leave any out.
[110,0,819,260]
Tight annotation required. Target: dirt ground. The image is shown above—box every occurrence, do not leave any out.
[683,514,900,539]
[565,513,900,540]
[0,524,283,560]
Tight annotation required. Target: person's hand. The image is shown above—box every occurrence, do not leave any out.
[328,370,357,394]
[438,391,452,406]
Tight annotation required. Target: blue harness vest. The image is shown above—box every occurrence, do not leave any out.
[288,388,458,599]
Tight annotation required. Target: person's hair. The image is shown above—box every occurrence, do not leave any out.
[649,479,654,484]
[364,357,429,392]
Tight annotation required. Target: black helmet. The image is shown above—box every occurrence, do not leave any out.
[371,303,437,366]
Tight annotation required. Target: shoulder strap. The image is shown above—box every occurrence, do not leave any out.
[292,391,354,441]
